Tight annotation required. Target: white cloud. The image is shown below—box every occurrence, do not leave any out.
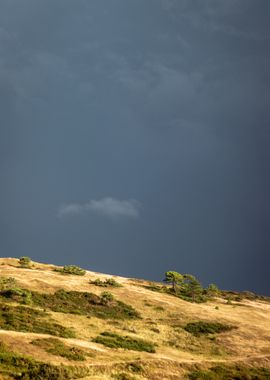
[57,197,141,220]
[57,203,83,218]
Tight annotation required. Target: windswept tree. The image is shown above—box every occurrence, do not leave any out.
[183,274,203,302]
[163,271,184,293]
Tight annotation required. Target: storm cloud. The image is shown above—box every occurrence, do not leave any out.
[1,0,270,294]
[58,197,140,219]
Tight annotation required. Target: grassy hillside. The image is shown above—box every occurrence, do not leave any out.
[0,257,270,379]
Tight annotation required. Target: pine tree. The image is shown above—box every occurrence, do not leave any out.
[163,271,184,293]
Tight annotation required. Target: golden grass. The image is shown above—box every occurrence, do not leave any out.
[0,257,270,379]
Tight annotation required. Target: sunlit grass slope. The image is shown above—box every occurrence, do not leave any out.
[0,257,270,379]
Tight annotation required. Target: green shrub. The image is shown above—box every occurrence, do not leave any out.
[100,291,114,304]
[19,256,31,268]
[0,303,75,338]
[206,284,220,298]
[105,278,122,287]
[0,277,18,291]
[127,362,144,373]
[55,265,86,276]
[30,289,140,320]
[184,321,235,337]
[0,287,32,305]
[187,365,270,380]
[143,284,164,292]
[90,278,122,287]
[93,332,156,353]
[32,338,87,361]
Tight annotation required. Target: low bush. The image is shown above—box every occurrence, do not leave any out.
[184,321,235,337]
[187,365,270,380]
[127,362,144,373]
[0,277,18,291]
[0,287,32,305]
[142,284,208,303]
[0,303,75,338]
[32,338,87,361]
[0,341,90,379]
[55,265,86,276]
[143,284,164,292]
[93,332,156,353]
[30,289,140,320]
[18,256,31,268]
[90,278,122,287]
[100,291,114,304]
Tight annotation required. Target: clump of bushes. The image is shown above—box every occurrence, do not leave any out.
[1,286,140,320]
[0,287,32,305]
[18,256,32,268]
[0,303,75,338]
[100,291,114,304]
[55,265,86,276]
[0,276,18,291]
[29,289,140,320]
[90,278,122,287]
[187,365,270,380]
[0,341,90,379]
[93,332,156,353]
[184,321,235,337]
[32,338,88,361]
[142,272,220,303]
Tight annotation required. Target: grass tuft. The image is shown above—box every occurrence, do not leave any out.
[0,340,90,379]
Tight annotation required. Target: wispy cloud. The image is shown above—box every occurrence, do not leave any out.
[57,197,141,220]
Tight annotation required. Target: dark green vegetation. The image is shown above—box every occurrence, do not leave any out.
[142,271,214,303]
[184,321,235,337]
[0,341,90,379]
[32,338,89,361]
[1,287,32,305]
[221,290,270,303]
[31,289,139,319]
[0,277,18,291]
[18,256,32,268]
[163,271,214,303]
[143,270,270,304]
[90,277,122,287]
[0,303,75,338]
[54,265,86,276]
[0,286,140,320]
[187,365,270,380]
[93,332,156,353]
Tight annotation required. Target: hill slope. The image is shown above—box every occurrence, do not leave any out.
[0,258,270,379]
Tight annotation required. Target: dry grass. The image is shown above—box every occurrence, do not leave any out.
[0,257,270,379]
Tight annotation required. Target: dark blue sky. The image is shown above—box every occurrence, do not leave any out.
[1,0,270,294]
